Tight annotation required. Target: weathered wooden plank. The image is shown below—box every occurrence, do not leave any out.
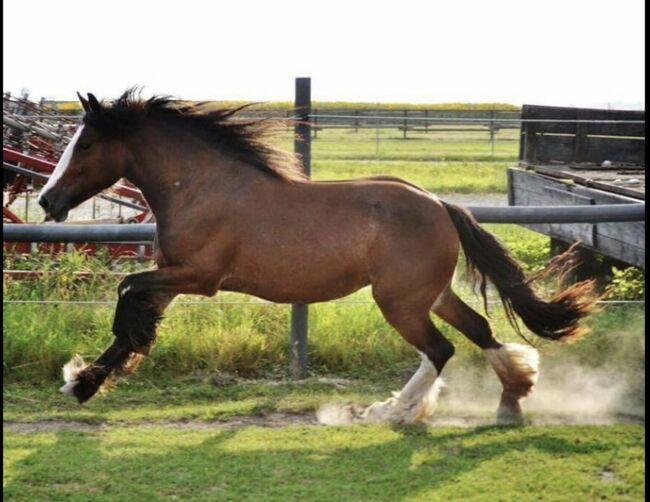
[508,168,645,267]
[511,167,645,203]
[518,129,526,160]
[593,233,645,268]
[544,186,595,246]
[511,183,595,246]
[509,168,572,198]
[521,104,645,136]
[584,136,645,165]
[507,168,515,205]
[586,179,645,200]
[571,184,643,204]
[549,232,644,269]
[527,136,644,166]
[523,123,538,163]
[534,135,575,163]
[521,164,645,199]
[575,120,588,163]
[584,122,646,137]
[597,220,645,248]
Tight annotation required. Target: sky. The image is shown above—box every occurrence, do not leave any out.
[2,0,646,108]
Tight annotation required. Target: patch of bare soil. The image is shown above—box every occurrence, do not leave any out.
[3,411,318,433]
[4,410,642,433]
[425,413,644,427]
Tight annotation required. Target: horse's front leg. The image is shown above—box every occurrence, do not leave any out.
[61,266,218,403]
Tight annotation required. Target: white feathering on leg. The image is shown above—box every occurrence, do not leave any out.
[60,354,87,395]
[316,351,444,425]
[485,343,539,395]
[363,351,443,423]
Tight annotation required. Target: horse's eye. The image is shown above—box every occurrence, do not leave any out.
[77,143,91,151]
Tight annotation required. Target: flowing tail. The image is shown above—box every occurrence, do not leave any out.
[441,201,598,341]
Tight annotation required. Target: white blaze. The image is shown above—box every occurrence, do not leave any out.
[40,125,85,196]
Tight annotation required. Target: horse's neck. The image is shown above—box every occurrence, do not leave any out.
[124,127,272,222]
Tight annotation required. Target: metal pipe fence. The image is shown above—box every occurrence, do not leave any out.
[2,203,645,244]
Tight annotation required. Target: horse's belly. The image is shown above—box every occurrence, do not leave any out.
[220,254,370,303]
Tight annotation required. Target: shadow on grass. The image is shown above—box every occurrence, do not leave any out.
[4,423,632,502]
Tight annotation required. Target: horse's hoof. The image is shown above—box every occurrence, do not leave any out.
[496,405,524,426]
[60,361,104,404]
[72,377,102,403]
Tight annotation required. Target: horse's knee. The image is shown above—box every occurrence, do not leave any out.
[112,293,163,354]
[117,274,144,298]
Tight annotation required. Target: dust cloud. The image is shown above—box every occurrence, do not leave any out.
[317,337,645,427]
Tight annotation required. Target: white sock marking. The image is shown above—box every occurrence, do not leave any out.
[485,343,540,394]
[363,351,442,423]
[317,352,444,425]
[396,351,438,404]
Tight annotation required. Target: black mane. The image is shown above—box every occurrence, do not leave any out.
[84,88,304,181]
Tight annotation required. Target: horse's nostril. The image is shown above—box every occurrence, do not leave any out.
[38,195,50,210]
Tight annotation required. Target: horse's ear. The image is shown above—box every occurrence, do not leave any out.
[87,93,103,114]
[77,92,90,112]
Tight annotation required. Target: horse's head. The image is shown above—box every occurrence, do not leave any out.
[38,93,131,222]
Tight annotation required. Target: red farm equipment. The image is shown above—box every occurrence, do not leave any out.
[3,92,154,259]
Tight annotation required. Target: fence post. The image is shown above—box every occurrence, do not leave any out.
[291,77,311,379]
[24,191,29,222]
[490,108,496,157]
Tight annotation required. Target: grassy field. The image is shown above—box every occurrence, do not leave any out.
[4,376,646,501]
[4,421,644,501]
[288,127,519,193]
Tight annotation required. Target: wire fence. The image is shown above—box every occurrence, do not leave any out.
[2,299,644,306]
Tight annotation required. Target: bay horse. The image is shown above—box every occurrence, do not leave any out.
[38,89,597,424]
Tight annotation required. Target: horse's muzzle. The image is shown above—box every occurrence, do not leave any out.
[38,193,70,222]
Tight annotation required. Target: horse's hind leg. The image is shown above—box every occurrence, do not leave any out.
[365,292,455,423]
[432,287,539,424]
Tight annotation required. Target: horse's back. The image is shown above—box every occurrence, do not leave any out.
[301,176,450,233]
[296,177,460,287]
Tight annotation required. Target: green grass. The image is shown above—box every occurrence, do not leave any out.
[269,127,519,193]
[4,422,644,501]
[311,159,510,193]
[3,379,391,424]
[3,224,645,384]
[308,128,519,161]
